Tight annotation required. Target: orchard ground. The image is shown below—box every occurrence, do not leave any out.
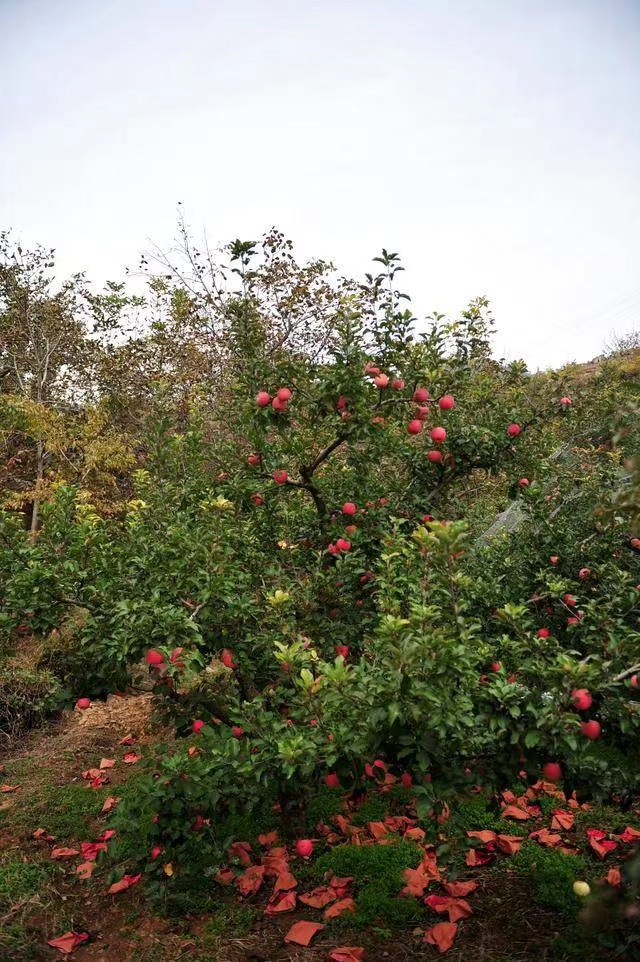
[1,693,639,962]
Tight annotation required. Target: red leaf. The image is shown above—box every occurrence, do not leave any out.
[101,796,119,813]
[236,865,265,896]
[265,890,297,914]
[122,752,141,765]
[605,868,621,886]
[496,834,524,856]
[284,921,324,946]
[501,805,531,821]
[274,870,297,892]
[588,836,618,859]
[465,847,493,866]
[443,880,477,897]
[107,873,141,894]
[1,784,20,793]
[551,809,574,831]
[80,841,108,861]
[82,768,102,780]
[257,831,279,846]
[229,840,253,866]
[51,847,80,859]
[424,921,458,953]
[401,865,433,898]
[214,867,235,886]
[99,758,116,770]
[33,828,56,841]
[47,931,89,955]
[467,830,497,844]
[530,828,562,847]
[299,885,338,908]
[330,875,354,889]
[118,734,135,745]
[329,949,365,962]
[404,826,426,842]
[324,897,357,919]
[368,821,389,839]
[618,827,640,843]
[76,861,96,880]
[425,895,472,922]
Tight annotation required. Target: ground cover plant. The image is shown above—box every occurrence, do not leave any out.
[0,228,638,959]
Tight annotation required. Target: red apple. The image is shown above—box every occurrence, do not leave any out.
[507,423,521,437]
[336,538,351,551]
[374,373,389,388]
[251,493,264,506]
[537,627,551,638]
[571,688,592,711]
[415,405,429,420]
[221,649,237,669]
[255,390,271,407]
[364,363,380,376]
[359,571,374,585]
[413,387,429,402]
[560,396,572,407]
[325,772,341,789]
[631,674,638,688]
[431,427,446,444]
[273,469,288,484]
[518,478,529,487]
[400,772,412,788]
[342,502,357,516]
[345,524,357,535]
[491,661,502,672]
[407,419,423,435]
[146,649,164,666]
[75,697,91,710]
[580,719,601,740]
[392,378,405,391]
[542,762,562,782]
[427,450,443,463]
[295,838,314,858]
[272,395,288,413]
[151,845,163,859]
[422,513,434,522]
[579,567,591,579]
[231,725,245,738]
[563,593,577,606]
[336,395,347,411]
[192,720,205,734]
[550,555,559,565]
[335,645,349,659]
[247,453,261,466]
[277,387,292,402]
[438,394,455,410]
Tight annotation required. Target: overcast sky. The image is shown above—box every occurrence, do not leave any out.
[1,0,639,369]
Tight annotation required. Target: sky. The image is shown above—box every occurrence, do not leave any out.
[1,0,639,370]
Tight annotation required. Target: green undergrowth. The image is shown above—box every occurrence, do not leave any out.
[313,839,424,927]
[512,842,586,916]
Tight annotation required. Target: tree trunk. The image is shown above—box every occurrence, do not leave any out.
[29,438,43,542]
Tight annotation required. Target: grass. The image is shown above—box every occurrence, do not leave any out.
[0,854,56,961]
[512,841,586,917]
[0,778,106,840]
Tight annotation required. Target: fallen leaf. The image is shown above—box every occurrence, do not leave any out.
[274,870,297,892]
[329,949,365,962]
[368,821,388,839]
[425,895,471,923]
[51,847,80,859]
[402,864,434,898]
[80,841,108,861]
[99,758,116,770]
[443,880,477,897]
[618,827,640,843]
[605,868,621,886]
[0,784,19,793]
[299,885,339,908]
[122,752,141,765]
[47,931,89,955]
[424,921,458,953]
[101,796,119,813]
[107,873,141,894]
[324,897,357,919]
[496,834,524,856]
[501,805,531,821]
[76,861,96,880]
[404,826,426,842]
[284,920,324,946]
[467,830,497,844]
[551,809,574,831]
[229,840,253,866]
[214,867,235,885]
[258,831,279,846]
[236,864,265,897]
[264,890,297,914]
[119,734,135,745]
[530,828,562,847]
[330,875,354,889]
[588,836,618,859]
[33,828,56,841]
[465,847,494,867]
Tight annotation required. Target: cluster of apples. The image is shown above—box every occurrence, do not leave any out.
[571,688,601,740]
[255,386,293,413]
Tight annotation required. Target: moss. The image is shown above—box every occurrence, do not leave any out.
[350,792,390,826]
[306,786,346,827]
[313,839,423,927]
[512,841,586,916]
[451,795,503,832]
